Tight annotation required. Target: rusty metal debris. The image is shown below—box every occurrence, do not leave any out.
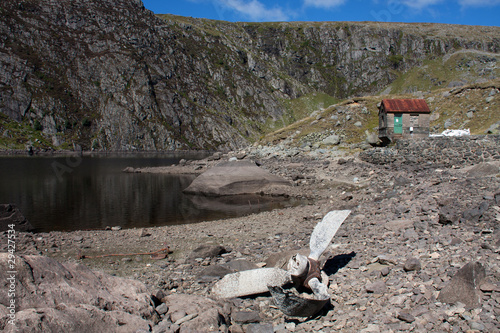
[78,246,171,260]
[268,285,329,317]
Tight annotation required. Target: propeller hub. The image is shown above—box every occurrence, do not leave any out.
[303,258,322,289]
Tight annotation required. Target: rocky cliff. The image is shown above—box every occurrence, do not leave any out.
[0,0,499,151]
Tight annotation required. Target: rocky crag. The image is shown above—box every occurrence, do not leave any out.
[0,254,157,332]
[0,0,499,151]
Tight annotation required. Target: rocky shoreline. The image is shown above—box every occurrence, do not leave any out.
[0,148,209,157]
[1,137,500,332]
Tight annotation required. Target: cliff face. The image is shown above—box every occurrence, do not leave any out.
[0,0,499,151]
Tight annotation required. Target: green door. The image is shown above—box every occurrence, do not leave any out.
[394,113,403,134]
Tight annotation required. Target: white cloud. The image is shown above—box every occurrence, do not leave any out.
[397,0,500,9]
[303,0,347,8]
[216,0,289,21]
[458,0,500,5]
[400,0,444,9]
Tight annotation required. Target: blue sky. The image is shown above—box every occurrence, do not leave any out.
[142,0,500,26]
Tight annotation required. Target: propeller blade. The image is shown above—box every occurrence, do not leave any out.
[309,210,351,260]
[211,268,291,299]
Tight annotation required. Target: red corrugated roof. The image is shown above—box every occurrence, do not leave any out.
[381,99,430,113]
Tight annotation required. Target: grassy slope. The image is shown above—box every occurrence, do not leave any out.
[0,113,56,150]
[387,51,500,95]
[427,80,500,134]
[260,78,500,147]
[258,50,499,147]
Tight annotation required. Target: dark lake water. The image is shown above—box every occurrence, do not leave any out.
[0,153,300,232]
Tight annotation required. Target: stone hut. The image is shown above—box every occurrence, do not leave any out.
[378,99,430,142]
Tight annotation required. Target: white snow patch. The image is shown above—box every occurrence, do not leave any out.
[430,129,471,137]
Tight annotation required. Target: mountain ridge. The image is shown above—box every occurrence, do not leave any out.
[0,0,498,151]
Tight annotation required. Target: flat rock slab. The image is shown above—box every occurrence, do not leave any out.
[211,268,291,299]
[183,160,291,196]
[465,161,500,178]
[437,261,486,308]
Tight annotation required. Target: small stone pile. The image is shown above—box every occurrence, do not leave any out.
[360,135,500,166]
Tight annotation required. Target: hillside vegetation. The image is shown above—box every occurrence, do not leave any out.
[0,0,499,151]
[260,78,499,149]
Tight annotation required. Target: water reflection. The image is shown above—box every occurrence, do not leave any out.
[0,154,302,232]
[187,194,291,215]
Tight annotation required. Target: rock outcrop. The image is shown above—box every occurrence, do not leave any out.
[438,262,486,309]
[0,0,499,151]
[0,204,34,232]
[183,160,291,196]
[0,254,156,332]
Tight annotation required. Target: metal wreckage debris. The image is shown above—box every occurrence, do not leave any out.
[211,210,351,317]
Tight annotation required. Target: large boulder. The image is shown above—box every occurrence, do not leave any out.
[437,261,486,308]
[183,160,291,196]
[0,254,156,332]
[365,130,381,146]
[0,204,34,232]
[188,245,227,261]
[322,134,340,146]
[163,294,230,332]
[465,161,500,178]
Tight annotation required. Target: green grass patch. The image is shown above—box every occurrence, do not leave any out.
[426,79,500,134]
[283,93,340,123]
[387,51,500,95]
[0,114,54,149]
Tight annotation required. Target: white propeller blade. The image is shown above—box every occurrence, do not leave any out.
[212,268,291,299]
[309,210,351,260]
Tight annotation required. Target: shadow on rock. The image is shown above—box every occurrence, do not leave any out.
[323,251,357,276]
